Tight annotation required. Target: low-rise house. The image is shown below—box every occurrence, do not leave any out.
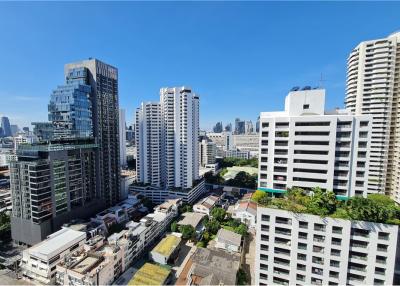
[150,234,182,265]
[215,228,242,253]
[56,252,114,286]
[186,248,240,285]
[232,200,257,228]
[178,212,206,234]
[128,263,171,285]
[193,195,219,216]
[20,227,86,284]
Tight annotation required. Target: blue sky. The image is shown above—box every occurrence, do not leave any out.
[0,2,399,130]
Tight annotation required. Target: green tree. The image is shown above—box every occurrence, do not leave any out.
[234,223,248,236]
[236,268,248,285]
[179,225,196,240]
[306,187,337,216]
[252,190,267,203]
[211,207,226,222]
[205,219,220,234]
[170,221,178,232]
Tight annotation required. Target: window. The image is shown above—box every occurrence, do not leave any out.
[299,221,308,229]
[330,260,340,268]
[303,104,310,109]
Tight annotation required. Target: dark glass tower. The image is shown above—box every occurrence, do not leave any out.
[65,59,120,207]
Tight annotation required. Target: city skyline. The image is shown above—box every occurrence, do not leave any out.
[1,2,400,129]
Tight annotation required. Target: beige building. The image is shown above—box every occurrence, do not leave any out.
[345,32,400,202]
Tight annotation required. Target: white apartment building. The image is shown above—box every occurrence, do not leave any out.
[199,139,217,167]
[135,87,205,204]
[119,109,127,167]
[255,207,400,286]
[258,88,372,198]
[345,32,400,201]
[20,227,86,284]
[135,102,162,187]
[160,86,200,189]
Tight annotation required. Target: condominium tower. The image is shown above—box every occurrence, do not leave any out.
[258,88,372,198]
[65,58,120,206]
[160,86,200,189]
[135,87,204,204]
[135,102,162,187]
[345,32,400,201]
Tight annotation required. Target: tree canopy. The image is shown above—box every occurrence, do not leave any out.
[256,187,400,225]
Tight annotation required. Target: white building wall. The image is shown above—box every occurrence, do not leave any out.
[258,89,372,198]
[255,207,400,286]
[135,102,162,187]
[160,87,199,189]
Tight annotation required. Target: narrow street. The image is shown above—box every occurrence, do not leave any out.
[243,229,256,285]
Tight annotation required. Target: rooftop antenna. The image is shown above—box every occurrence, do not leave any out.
[319,73,326,88]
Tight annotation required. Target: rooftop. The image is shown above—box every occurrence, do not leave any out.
[71,256,102,274]
[195,195,219,209]
[28,227,86,260]
[178,212,206,229]
[216,228,242,247]
[236,200,257,217]
[152,234,181,258]
[190,248,240,285]
[128,263,170,285]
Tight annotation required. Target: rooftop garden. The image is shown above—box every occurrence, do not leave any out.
[252,187,400,225]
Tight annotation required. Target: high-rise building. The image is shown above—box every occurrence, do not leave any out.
[256,116,260,133]
[255,206,400,286]
[65,58,120,206]
[1,116,12,137]
[245,120,254,134]
[119,109,127,167]
[135,102,162,187]
[225,123,232,132]
[235,118,246,134]
[32,122,54,141]
[10,124,19,136]
[160,86,200,189]
[213,121,223,133]
[199,139,217,166]
[48,67,92,139]
[134,87,205,204]
[345,32,400,201]
[10,140,99,245]
[258,88,372,198]
[10,58,120,245]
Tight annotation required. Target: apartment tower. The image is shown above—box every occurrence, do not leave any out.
[135,102,162,187]
[258,88,372,198]
[160,86,200,189]
[65,58,120,206]
[345,32,400,201]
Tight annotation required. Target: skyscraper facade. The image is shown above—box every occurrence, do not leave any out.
[345,32,400,201]
[10,140,98,245]
[1,116,12,137]
[119,109,127,167]
[10,58,120,245]
[135,102,162,187]
[48,67,92,139]
[160,86,200,189]
[65,58,120,206]
[134,87,205,204]
[213,121,223,133]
